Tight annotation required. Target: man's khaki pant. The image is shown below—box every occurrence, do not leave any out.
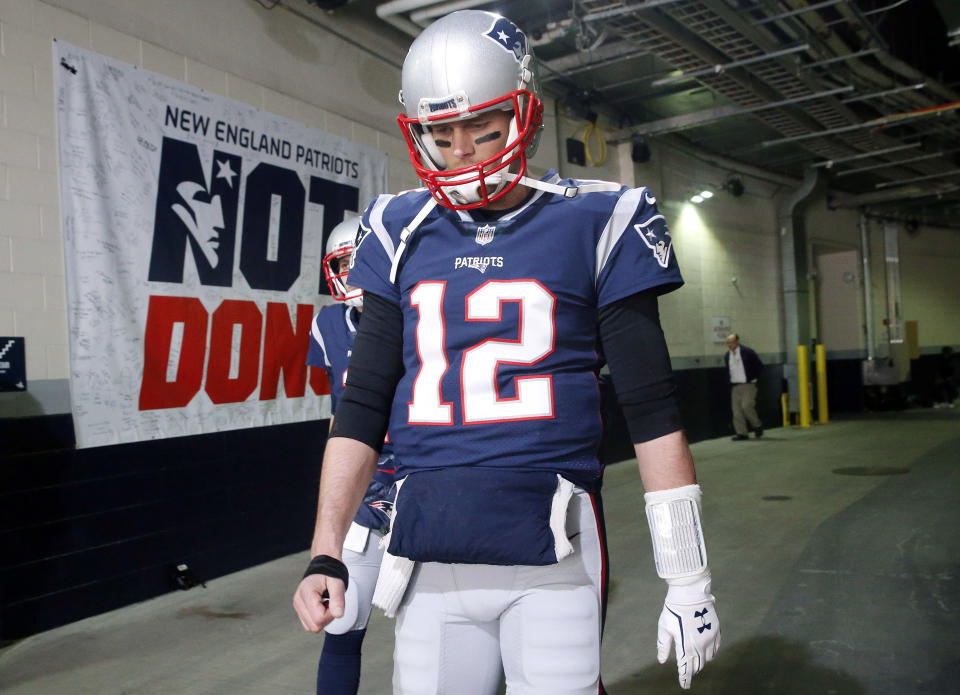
[731,382,761,435]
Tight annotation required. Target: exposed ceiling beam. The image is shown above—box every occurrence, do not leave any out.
[651,43,810,86]
[810,142,923,168]
[750,0,848,25]
[628,7,830,139]
[835,151,952,177]
[875,170,960,190]
[581,0,687,23]
[541,41,647,78]
[831,182,960,207]
[607,86,853,141]
[762,101,960,147]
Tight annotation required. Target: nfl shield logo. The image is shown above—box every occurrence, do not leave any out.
[475,224,496,246]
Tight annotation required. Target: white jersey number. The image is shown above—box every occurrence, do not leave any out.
[408,280,556,425]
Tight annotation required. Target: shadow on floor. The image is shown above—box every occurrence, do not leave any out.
[606,635,867,694]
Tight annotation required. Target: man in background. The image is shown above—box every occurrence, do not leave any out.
[725,333,763,440]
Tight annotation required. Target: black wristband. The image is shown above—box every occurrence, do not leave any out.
[303,554,350,592]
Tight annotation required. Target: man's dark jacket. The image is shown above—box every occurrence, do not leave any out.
[724,345,763,384]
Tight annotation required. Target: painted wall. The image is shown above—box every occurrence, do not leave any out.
[805,196,960,356]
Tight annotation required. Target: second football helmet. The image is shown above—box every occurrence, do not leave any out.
[323,216,363,307]
[398,10,543,210]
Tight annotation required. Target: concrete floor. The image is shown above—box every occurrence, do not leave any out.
[1,408,957,694]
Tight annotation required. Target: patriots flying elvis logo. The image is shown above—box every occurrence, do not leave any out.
[485,17,527,61]
[350,224,372,270]
[635,214,672,268]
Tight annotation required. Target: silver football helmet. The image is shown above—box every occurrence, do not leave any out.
[398,10,543,209]
[323,216,363,307]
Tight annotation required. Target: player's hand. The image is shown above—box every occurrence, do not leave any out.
[292,573,346,633]
[656,571,721,689]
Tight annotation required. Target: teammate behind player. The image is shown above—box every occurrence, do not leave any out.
[305,216,396,695]
[294,10,721,693]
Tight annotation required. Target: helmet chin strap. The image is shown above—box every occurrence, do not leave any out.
[501,172,579,198]
[443,169,610,206]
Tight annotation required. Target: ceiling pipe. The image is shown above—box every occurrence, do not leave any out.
[778,167,823,413]
[840,83,926,104]
[375,0,437,37]
[859,213,875,361]
[409,0,492,25]
[800,48,880,68]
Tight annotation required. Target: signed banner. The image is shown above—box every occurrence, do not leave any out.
[55,42,387,447]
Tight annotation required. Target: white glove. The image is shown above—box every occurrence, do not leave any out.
[657,570,721,689]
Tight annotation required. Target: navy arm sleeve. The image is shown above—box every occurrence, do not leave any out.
[598,290,684,443]
[328,292,404,450]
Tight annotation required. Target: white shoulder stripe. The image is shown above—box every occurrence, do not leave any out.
[311,314,331,369]
[344,307,357,335]
[596,187,648,283]
[570,177,622,194]
[368,194,397,260]
[636,213,665,228]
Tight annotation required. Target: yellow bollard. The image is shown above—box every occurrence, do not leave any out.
[797,345,811,427]
[781,393,789,427]
[815,344,829,424]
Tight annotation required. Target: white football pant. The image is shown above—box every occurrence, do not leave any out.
[392,489,606,695]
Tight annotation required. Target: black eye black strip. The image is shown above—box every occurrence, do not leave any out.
[474,131,502,144]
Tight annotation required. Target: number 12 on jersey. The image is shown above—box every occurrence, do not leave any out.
[408,279,557,425]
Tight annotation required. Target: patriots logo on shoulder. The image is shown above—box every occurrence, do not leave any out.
[485,17,527,61]
[634,214,672,268]
[351,224,372,269]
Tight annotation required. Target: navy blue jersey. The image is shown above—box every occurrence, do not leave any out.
[307,303,395,530]
[349,170,683,493]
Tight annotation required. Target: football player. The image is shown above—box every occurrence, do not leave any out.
[305,216,396,695]
[294,10,721,694]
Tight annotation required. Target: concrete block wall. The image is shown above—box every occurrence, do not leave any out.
[657,149,783,366]
[0,0,419,412]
